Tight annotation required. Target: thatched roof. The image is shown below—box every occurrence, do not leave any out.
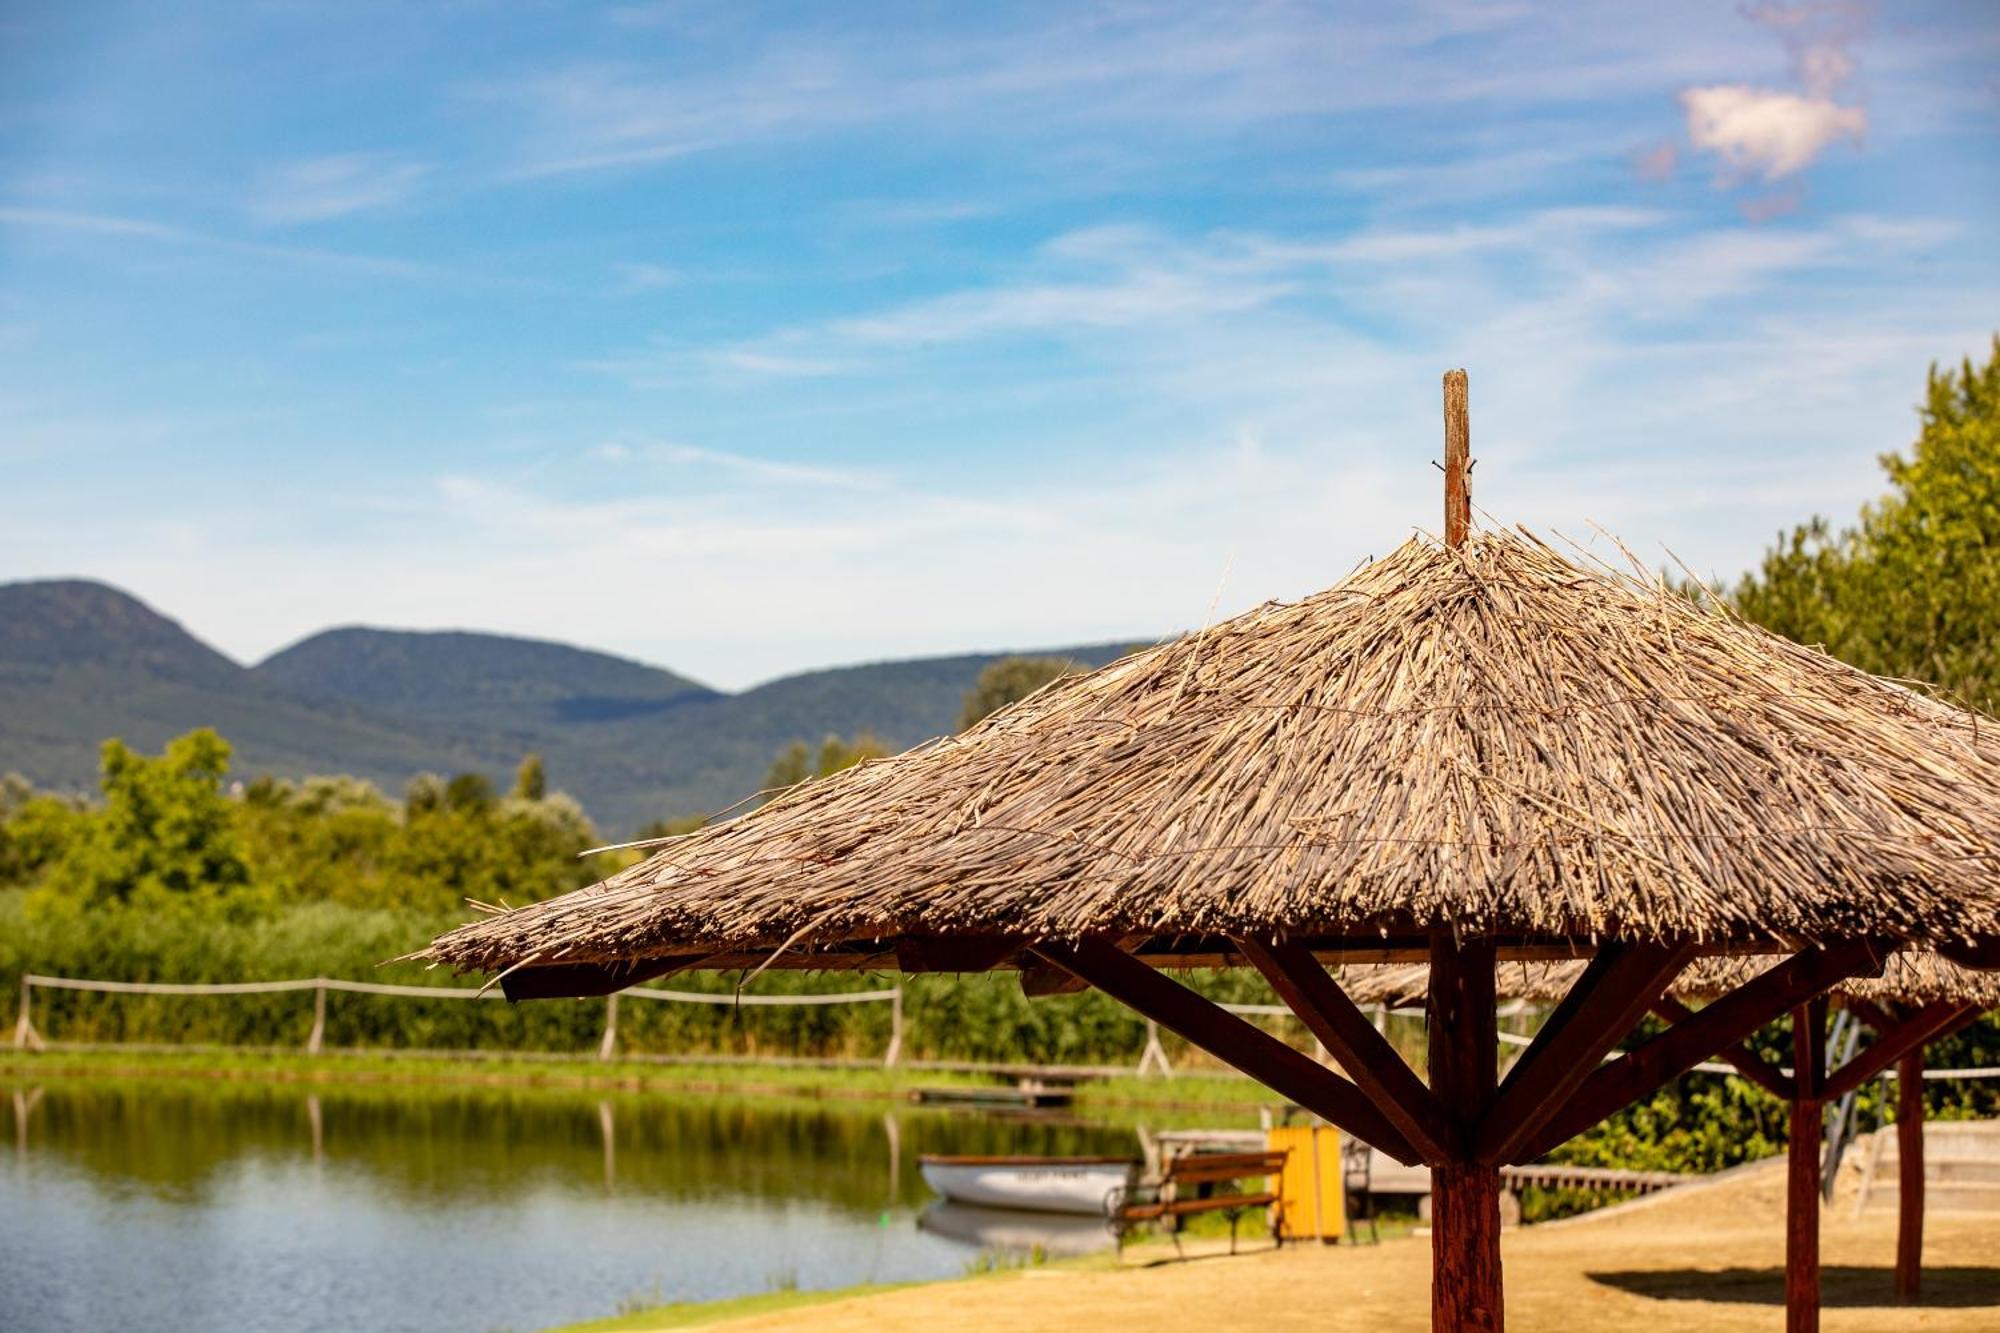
[1330,954,2000,1009]
[424,528,2000,980]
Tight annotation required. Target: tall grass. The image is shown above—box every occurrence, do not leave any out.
[0,892,1284,1063]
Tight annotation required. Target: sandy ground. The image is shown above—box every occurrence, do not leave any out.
[709,1161,2000,1331]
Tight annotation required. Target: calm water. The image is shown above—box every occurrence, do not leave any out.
[0,1078,1139,1333]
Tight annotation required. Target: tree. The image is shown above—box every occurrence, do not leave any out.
[34,729,250,915]
[763,733,887,792]
[512,753,548,801]
[1737,337,2000,711]
[444,772,495,813]
[959,655,1082,730]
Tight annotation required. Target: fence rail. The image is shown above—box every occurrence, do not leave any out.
[11,972,906,1066]
[11,972,1992,1086]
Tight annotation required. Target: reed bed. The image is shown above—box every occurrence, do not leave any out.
[425,528,2000,979]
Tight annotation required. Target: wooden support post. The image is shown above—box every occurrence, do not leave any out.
[597,991,619,1062]
[1443,370,1471,546]
[1526,940,1884,1158]
[1820,1001,1975,1103]
[883,987,904,1068]
[1651,998,1794,1099]
[1478,941,1693,1164]
[1895,1047,1924,1302]
[1238,937,1453,1163]
[1788,998,1827,1333]
[1033,941,1419,1162]
[1429,935,1502,1333]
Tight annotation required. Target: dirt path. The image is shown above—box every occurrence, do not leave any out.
[707,1161,2000,1331]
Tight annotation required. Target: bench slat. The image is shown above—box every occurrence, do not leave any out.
[1161,1192,1276,1216]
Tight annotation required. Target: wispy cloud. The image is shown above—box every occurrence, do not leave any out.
[245,153,430,225]
[484,7,1755,181]
[610,261,679,290]
[589,440,883,490]
[0,204,432,276]
[622,208,1670,381]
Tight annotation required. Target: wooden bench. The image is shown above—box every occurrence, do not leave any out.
[1108,1149,1289,1255]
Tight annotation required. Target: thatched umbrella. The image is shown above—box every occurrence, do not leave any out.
[422,373,2000,1333]
[1335,954,1997,1322]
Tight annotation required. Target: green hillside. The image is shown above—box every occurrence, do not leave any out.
[258,627,716,727]
[0,577,1142,837]
[0,581,498,797]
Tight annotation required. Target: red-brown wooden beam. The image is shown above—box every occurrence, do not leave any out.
[1896,1045,1925,1302]
[1524,940,1887,1159]
[1652,997,1795,1099]
[1030,940,1422,1164]
[1477,941,1695,1164]
[1429,934,1503,1333]
[1788,998,1828,1333]
[1236,936,1454,1164]
[1821,1001,1979,1104]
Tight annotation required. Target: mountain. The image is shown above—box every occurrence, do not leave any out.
[260,628,717,729]
[254,629,1132,831]
[0,578,1141,836]
[0,580,495,795]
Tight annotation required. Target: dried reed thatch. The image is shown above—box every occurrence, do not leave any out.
[424,527,2000,980]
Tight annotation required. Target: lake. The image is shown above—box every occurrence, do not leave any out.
[0,1076,1143,1333]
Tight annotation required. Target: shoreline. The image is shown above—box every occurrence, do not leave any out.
[0,1044,1276,1120]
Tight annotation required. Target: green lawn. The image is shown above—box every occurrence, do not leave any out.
[0,1043,1274,1120]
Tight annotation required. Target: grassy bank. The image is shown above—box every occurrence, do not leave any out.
[0,1043,1276,1120]
[556,1283,926,1332]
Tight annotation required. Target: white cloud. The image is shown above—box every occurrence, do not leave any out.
[246,154,430,225]
[610,261,679,290]
[592,440,883,490]
[1675,2,1872,188]
[0,203,433,276]
[1680,86,1865,180]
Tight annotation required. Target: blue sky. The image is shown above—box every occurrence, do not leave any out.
[2,1,1995,689]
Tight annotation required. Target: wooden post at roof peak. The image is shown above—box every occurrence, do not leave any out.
[1443,368,1471,547]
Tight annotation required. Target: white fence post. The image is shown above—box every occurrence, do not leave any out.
[1137,1018,1173,1078]
[306,978,327,1055]
[598,992,619,1062]
[882,987,904,1068]
[12,976,44,1052]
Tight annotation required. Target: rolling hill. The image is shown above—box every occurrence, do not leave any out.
[0,577,1139,835]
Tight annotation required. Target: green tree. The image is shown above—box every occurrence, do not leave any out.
[0,775,86,891]
[959,655,1082,730]
[763,733,887,791]
[33,729,252,916]
[512,753,548,801]
[444,771,495,813]
[1737,337,2000,710]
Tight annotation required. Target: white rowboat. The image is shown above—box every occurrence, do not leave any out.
[918,1155,1138,1216]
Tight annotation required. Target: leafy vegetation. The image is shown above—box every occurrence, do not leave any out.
[1734,336,2000,712]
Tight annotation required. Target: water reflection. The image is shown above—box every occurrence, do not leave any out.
[1,1078,1134,1333]
[917,1201,1112,1257]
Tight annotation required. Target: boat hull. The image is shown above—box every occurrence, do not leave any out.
[919,1156,1136,1216]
